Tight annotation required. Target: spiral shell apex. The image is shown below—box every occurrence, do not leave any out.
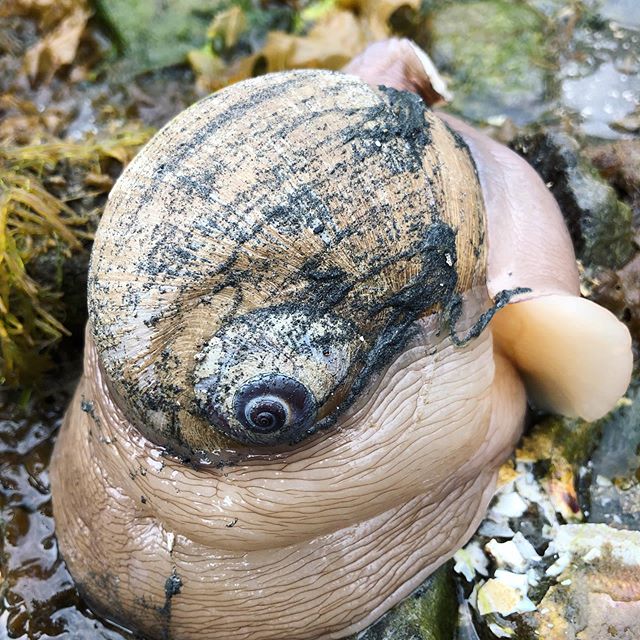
[89,70,487,455]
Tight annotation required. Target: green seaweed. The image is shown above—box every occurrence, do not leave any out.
[430,0,553,124]
[0,129,152,387]
[357,562,458,640]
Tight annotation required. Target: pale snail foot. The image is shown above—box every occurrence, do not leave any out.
[52,322,524,640]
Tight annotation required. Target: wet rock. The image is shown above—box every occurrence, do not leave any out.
[94,0,216,73]
[0,396,133,639]
[531,524,640,639]
[588,386,640,530]
[476,570,536,617]
[578,139,640,350]
[598,0,640,30]
[610,106,640,134]
[452,443,561,637]
[429,0,552,124]
[29,247,90,341]
[589,259,640,353]
[516,415,605,522]
[451,407,638,638]
[586,139,640,206]
[511,130,634,268]
[558,4,640,140]
[357,562,457,640]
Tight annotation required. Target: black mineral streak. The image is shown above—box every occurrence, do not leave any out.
[158,568,183,640]
[343,85,432,174]
[449,286,532,346]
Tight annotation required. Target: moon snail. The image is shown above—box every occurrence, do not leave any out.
[50,39,632,640]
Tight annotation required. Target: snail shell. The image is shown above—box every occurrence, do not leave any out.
[89,70,487,455]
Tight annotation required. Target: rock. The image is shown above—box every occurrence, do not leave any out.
[476,571,536,616]
[611,106,640,134]
[585,141,640,347]
[429,0,552,124]
[451,407,640,638]
[357,562,457,640]
[590,258,640,353]
[532,524,640,639]
[598,0,640,30]
[588,386,640,530]
[511,130,634,268]
[557,4,640,140]
[586,139,640,204]
[454,541,490,582]
[485,535,541,572]
[93,0,216,73]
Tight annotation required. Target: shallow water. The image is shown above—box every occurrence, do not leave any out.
[0,394,134,639]
[560,19,640,139]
